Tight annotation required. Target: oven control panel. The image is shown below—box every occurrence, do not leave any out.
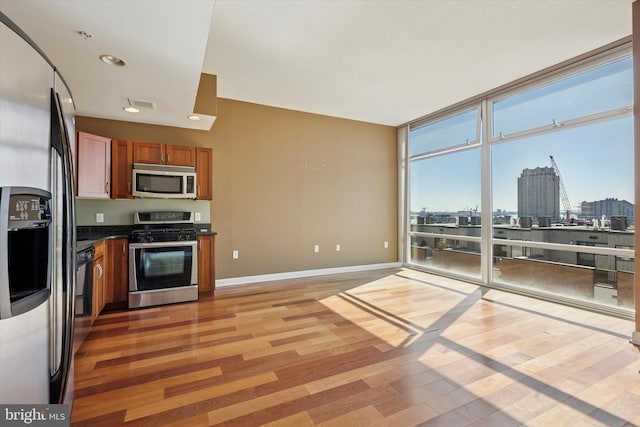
[129,228,197,244]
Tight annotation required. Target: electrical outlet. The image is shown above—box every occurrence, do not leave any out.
[336,244,341,252]
[232,250,239,259]
[195,212,201,221]
[384,241,389,248]
[96,213,104,223]
[314,245,320,253]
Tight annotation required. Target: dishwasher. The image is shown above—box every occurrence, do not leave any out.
[74,246,95,354]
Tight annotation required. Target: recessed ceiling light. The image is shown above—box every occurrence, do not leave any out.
[100,54,126,66]
[188,114,202,121]
[123,106,139,113]
[77,30,93,40]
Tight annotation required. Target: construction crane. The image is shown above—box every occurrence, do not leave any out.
[549,155,572,222]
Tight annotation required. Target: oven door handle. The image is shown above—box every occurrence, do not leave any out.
[129,241,197,249]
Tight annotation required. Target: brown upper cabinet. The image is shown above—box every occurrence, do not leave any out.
[133,141,196,167]
[76,131,111,199]
[111,140,133,199]
[196,147,213,200]
[76,134,210,199]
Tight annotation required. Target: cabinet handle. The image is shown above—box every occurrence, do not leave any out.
[105,182,109,193]
[122,244,125,255]
[197,184,200,196]
[128,182,131,193]
[96,263,103,279]
[161,152,164,162]
[167,154,171,163]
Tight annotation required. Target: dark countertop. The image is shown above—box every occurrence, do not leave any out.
[76,239,98,253]
[76,225,133,242]
[76,235,128,253]
[75,224,216,253]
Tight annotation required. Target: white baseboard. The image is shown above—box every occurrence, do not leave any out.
[215,262,402,287]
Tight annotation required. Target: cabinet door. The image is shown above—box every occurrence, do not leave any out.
[111,140,133,199]
[196,147,213,200]
[106,239,128,303]
[77,131,111,198]
[133,141,165,164]
[197,235,215,294]
[166,144,196,167]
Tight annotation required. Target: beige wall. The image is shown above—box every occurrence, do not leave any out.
[76,98,397,279]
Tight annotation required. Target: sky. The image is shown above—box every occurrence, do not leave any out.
[409,55,633,215]
[410,117,633,213]
[492,117,633,212]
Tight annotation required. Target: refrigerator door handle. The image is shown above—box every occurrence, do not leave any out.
[48,88,76,404]
[0,188,11,319]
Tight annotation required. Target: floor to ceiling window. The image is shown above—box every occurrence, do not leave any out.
[406,43,634,316]
[408,108,482,279]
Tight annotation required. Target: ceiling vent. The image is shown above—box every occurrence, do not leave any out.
[127,98,156,110]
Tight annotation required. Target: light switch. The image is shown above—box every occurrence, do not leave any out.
[96,213,104,223]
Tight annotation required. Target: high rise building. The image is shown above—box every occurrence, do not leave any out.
[517,167,560,220]
[581,198,634,224]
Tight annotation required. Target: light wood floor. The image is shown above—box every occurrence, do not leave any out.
[70,268,640,426]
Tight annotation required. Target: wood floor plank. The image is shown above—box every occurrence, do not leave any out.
[72,366,223,421]
[370,400,440,427]
[123,371,279,422]
[70,268,640,426]
[260,411,315,427]
[315,405,384,426]
[204,385,310,425]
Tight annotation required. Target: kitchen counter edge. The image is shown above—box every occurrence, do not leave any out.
[76,223,216,253]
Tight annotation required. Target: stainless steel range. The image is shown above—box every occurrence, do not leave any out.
[128,211,198,309]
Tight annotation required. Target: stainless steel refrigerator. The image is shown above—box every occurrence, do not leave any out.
[0,12,76,404]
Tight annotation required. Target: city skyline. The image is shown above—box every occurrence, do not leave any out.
[410,115,633,215]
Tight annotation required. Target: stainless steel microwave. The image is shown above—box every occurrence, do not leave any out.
[132,163,197,199]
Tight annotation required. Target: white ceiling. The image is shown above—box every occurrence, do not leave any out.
[0,0,633,129]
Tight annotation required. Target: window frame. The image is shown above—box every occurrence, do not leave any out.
[409,106,482,160]
[404,41,634,318]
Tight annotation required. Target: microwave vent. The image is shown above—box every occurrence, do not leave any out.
[128,97,156,110]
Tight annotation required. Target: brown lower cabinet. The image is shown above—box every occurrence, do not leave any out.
[92,238,128,322]
[198,235,215,293]
[92,241,106,323]
[105,238,128,304]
